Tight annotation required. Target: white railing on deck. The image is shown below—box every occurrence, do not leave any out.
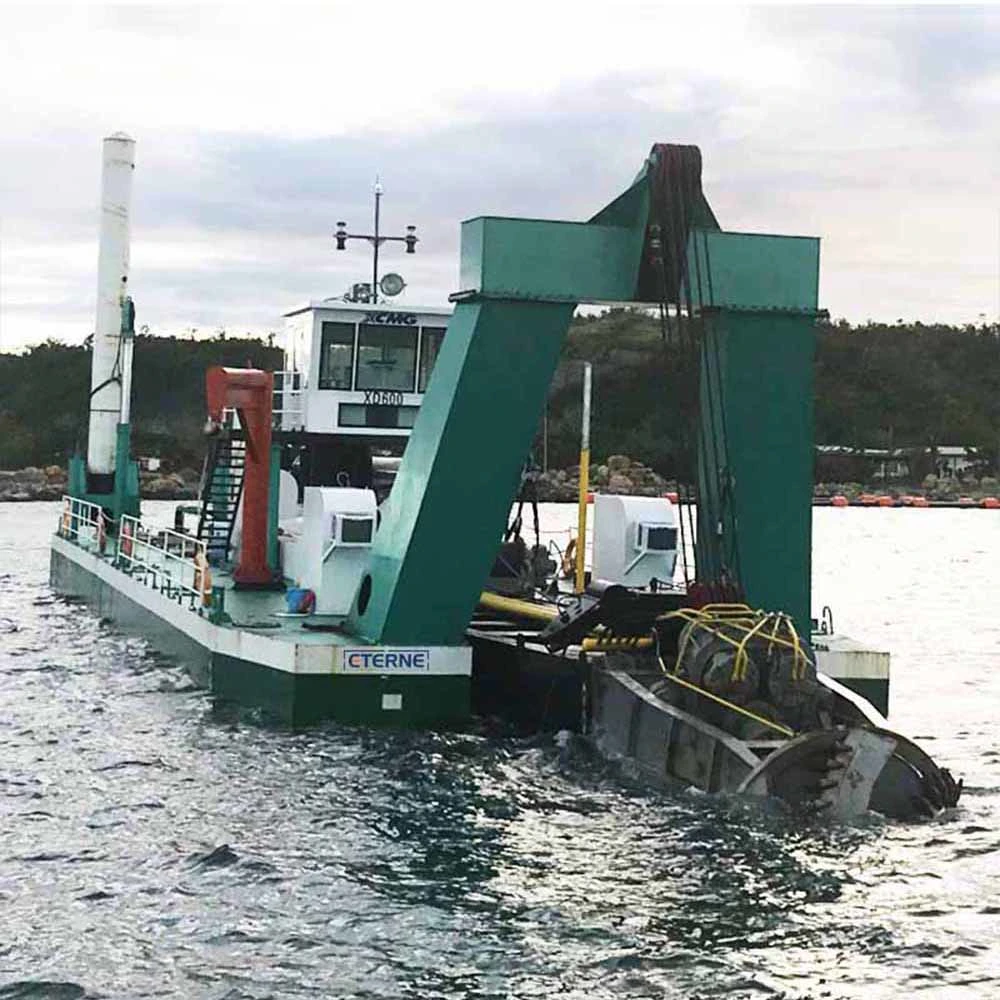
[117,514,210,611]
[273,369,304,429]
[218,371,303,432]
[57,496,110,554]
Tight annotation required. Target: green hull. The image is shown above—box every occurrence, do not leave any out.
[829,677,889,718]
[212,654,469,727]
[49,536,470,728]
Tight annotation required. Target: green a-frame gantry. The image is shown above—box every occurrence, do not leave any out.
[346,144,821,644]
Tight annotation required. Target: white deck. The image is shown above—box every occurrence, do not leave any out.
[51,497,470,678]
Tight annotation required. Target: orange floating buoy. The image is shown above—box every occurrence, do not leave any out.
[981,496,1000,509]
[586,491,595,504]
[912,496,930,507]
[664,491,679,503]
[877,495,894,507]
[831,495,849,507]
[859,493,878,506]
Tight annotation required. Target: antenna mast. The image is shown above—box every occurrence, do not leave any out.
[334,180,418,304]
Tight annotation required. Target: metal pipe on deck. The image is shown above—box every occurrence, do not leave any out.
[478,590,559,622]
[476,592,656,649]
[581,635,654,651]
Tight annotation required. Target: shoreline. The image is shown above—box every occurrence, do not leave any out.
[3,458,996,510]
[0,466,198,503]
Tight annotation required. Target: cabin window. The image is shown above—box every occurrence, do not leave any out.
[638,524,677,552]
[319,322,355,389]
[339,516,374,544]
[356,324,417,392]
[418,327,445,392]
[339,403,419,429]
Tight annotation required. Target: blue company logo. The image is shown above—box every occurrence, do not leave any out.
[344,648,431,671]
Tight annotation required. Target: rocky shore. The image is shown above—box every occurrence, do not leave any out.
[534,455,672,502]
[814,475,1000,504]
[532,456,1000,505]
[3,457,997,506]
[0,466,200,502]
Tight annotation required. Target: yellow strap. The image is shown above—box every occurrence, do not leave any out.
[660,605,815,681]
[731,613,774,682]
[655,652,794,737]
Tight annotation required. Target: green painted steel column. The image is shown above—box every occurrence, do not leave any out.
[113,421,141,521]
[66,427,139,525]
[688,229,821,636]
[697,310,816,635]
[348,298,575,645]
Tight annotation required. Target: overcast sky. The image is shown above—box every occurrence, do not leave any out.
[1,3,998,350]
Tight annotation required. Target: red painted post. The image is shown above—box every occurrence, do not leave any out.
[205,366,275,586]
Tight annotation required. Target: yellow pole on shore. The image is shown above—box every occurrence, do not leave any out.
[575,362,592,593]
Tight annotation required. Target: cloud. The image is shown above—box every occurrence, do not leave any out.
[1,4,998,351]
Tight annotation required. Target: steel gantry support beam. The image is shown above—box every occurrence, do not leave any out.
[346,145,822,645]
[688,230,821,636]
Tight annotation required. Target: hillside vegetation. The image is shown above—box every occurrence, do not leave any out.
[543,310,1000,476]
[2,312,998,478]
[0,334,281,470]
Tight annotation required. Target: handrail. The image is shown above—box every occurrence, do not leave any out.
[117,514,211,610]
[220,371,304,431]
[273,369,304,429]
[57,495,109,554]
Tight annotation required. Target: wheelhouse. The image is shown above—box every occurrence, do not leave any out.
[281,301,452,438]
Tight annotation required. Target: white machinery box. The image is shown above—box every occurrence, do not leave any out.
[592,494,677,589]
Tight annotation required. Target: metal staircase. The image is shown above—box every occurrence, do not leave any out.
[197,433,246,565]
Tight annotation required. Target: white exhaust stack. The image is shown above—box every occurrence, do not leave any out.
[86,132,136,479]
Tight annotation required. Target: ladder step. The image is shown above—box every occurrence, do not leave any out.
[196,443,246,558]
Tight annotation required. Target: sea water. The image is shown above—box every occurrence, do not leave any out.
[1,502,998,999]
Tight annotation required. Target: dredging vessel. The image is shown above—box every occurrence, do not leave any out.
[50,134,960,819]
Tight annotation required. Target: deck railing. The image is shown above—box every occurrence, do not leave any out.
[273,369,304,429]
[57,496,110,554]
[116,514,211,610]
[220,371,303,433]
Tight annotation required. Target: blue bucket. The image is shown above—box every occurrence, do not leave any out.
[285,587,314,614]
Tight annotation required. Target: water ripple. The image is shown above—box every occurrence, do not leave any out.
[0,503,998,999]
